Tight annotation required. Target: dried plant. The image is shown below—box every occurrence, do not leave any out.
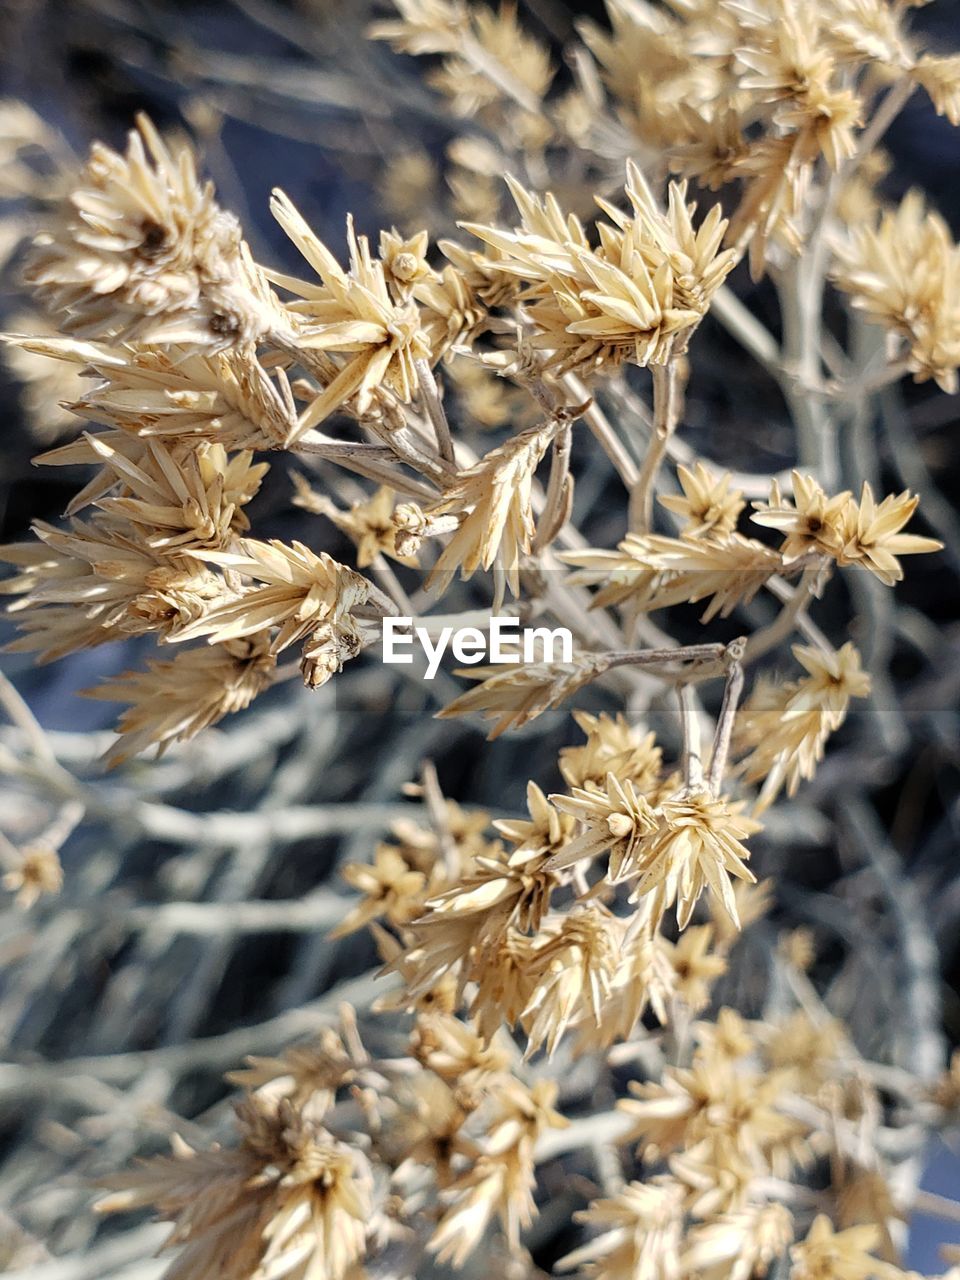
[1,2,960,1278]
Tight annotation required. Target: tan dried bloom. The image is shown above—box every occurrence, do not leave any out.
[26,115,273,348]
[269,191,431,433]
[438,652,611,738]
[411,1009,515,1087]
[292,479,418,568]
[736,3,862,170]
[226,1020,363,1109]
[558,1178,685,1280]
[665,924,727,1013]
[751,470,853,561]
[332,843,429,937]
[1,519,223,661]
[378,227,436,290]
[493,780,574,861]
[43,435,267,551]
[559,709,663,795]
[682,1200,794,1280]
[659,462,746,537]
[2,844,64,909]
[369,0,465,57]
[620,1050,806,1174]
[521,904,625,1055]
[380,148,437,220]
[832,192,960,391]
[427,418,560,599]
[428,1077,566,1266]
[842,482,943,584]
[752,472,941,581]
[2,313,87,441]
[913,54,960,126]
[97,1092,372,1280]
[428,4,554,116]
[570,909,676,1050]
[464,163,735,376]
[413,262,488,359]
[736,642,871,806]
[760,1010,845,1092]
[789,1214,881,1280]
[564,532,784,621]
[623,792,760,931]
[172,538,371,684]
[548,771,658,881]
[87,637,275,765]
[10,336,297,449]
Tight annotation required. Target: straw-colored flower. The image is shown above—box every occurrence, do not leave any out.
[2,845,64,909]
[268,191,432,435]
[464,162,735,376]
[628,793,760,930]
[735,642,871,807]
[427,418,560,599]
[87,637,276,765]
[438,652,611,738]
[172,538,371,656]
[97,1092,372,1280]
[559,710,664,795]
[789,1214,881,1280]
[564,532,784,621]
[557,1179,685,1280]
[659,463,745,538]
[26,116,273,348]
[548,772,658,881]
[40,434,268,551]
[8,335,297,449]
[832,191,960,392]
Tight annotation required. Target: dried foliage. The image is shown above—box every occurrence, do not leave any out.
[1,2,960,1278]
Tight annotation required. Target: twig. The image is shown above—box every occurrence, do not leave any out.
[707,639,746,794]
[841,798,945,1083]
[0,670,56,766]
[744,562,828,663]
[533,420,573,551]
[629,359,680,532]
[563,372,639,487]
[678,682,704,789]
[414,358,455,465]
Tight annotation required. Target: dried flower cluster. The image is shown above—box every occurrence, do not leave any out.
[1,0,958,1277]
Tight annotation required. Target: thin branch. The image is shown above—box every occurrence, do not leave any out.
[678,682,704,790]
[414,358,456,465]
[707,639,746,794]
[533,420,573,551]
[563,372,639,487]
[629,358,681,532]
[744,562,828,663]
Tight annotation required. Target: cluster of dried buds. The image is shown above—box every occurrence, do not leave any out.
[1,0,959,1276]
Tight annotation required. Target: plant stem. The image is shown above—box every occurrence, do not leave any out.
[678,682,704,789]
[630,359,680,532]
[414,357,456,465]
